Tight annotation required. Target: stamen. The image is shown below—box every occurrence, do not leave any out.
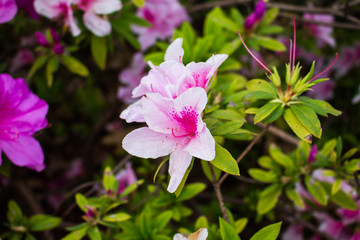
[289,39,293,68]
[179,55,182,63]
[292,16,296,72]
[150,83,155,93]
[171,128,194,138]
[238,31,273,75]
[206,69,218,93]
[309,53,338,82]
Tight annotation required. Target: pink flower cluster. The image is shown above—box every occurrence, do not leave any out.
[34,0,121,36]
[120,39,227,193]
[132,0,189,50]
[0,74,48,171]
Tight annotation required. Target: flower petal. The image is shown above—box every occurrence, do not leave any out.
[2,135,45,172]
[122,127,177,159]
[164,38,184,62]
[174,87,207,115]
[119,100,145,123]
[184,126,215,161]
[167,150,192,193]
[92,0,121,15]
[83,10,111,37]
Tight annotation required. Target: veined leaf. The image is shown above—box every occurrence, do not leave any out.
[246,79,277,97]
[290,104,322,138]
[254,102,280,124]
[211,143,239,176]
[250,222,282,240]
[257,184,282,214]
[283,108,313,143]
[219,218,241,240]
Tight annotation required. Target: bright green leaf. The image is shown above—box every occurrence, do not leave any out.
[257,184,282,215]
[284,108,313,143]
[219,218,241,240]
[250,222,282,240]
[177,183,206,201]
[88,226,101,240]
[91,35,107,70]
[290,104,322,138]
[29,215,61,231]
[103,213,131,222]
[211,143,239,176]
[60,55,89,77]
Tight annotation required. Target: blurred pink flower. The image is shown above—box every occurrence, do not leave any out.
[115,162,137,195]
[307,144,318,163]
[9,49,34,73]
[76,0,121,36]
[118,53,147,104]
[35,28,65,55]
[314,212,345,239]
[132,0,189,50]
[0,0,18,23]
[65,158,84,179]
[122,87,215,193]
[303,13,335,48]
[334,46,358,78]
[0,74,48,171]
[15,0,39,19]
[34,0,80,36]
[282,224,303,240]
[245,0,266,29]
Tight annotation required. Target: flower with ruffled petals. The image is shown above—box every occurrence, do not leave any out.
[34,0,80,36]
[132,0,189,50]
[0,0,17,23]
[76,0,121,36]
[122,87,215,193]
[0,74,48,171]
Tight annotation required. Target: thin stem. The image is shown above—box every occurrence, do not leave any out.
[292,16,296,72]
[208,162,229,222]
[219,124,270,185]
[289,39,293,67]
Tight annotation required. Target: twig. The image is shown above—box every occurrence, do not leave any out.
[219,124,270,185]
[188,0,251,13]
[234,175,264,184]
[256,121,300,146]
[208,162,229,222]
[15,182,43,214]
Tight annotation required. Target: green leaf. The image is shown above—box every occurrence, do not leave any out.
[235,218,248,234]
[285,187,304,209]
[249,169,277,183]
[304,176,327,206]
[192,35,214,62]
[344,159,360,172]
[144,52,164,66]
[269,145,294,169]
[290,104,322,138]
[7,200,23,223]
[319,139,337,156]
[219,39,242,55]
[177,183,206,201]
[88,226,101,240]
[332,179,342,195]
[132,0,145,7]
[258,8,279,27]
[250,222,282,240]
[261,104,284,124]
[342,148,358,160]
[209,109,244,121]
[61,226,88,240]
[320,182,358,210]
[45,56,59,87]
[201,160,221,181]
[211,143,239,175]
[219,218,241,240]
[246,79,277,97]
[209,8,239,32]
[28,55,48,79]
[28,215,61,231]
[254,102,281,124]
[283,108,313,143]
[139,211,152,238]
[119,179,144,198]
[212,120,245,136]
[175,158,194,197]
[121,14,151,27]
[102,166,115,191]
[299,97,341,117]
[153,211,173,231]
[103,213,131,222]
[75,193,88,212]
[195,216,209,229]
[257,184,282,215]
[25,234,36,240]
[258,25,283,35]
[244,90,275,101]
[60,55,89,77]
[91,35,107,70]
[256,36,286,51]
[112,19,141,50]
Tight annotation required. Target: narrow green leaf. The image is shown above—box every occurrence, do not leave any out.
[154,211,173,231]
[132,0,145,7]
[304,176,327,206]
[119,179,144,199]
[342,148,358,160]
[212,120,245,135]
[320,182,358,210]
[299,96,341,117]
[102,166,115,191]
[177,183,206,201]
[75,193,88,212]
[195,216,209,229]
[91,35,107,70]
[61,226,88,240]
[103,213,131,222]
[28,55,48,79]
[175,158,194,197]
[258,25,283,35]
[209,8,239,32]
[235,218,248,234]
[250,222,282,240]
[219,38,242,55]
[254,102,280,124]
[209,109,244,121]
[269,145,294,169]
[246,79,277,97]
[248,169,277,183]
[29,215,61,231]
[285,187,304,209]
[201,160,221,181]
[261,104,284,124]
[244,91,275,101]
[332,179,342,195]
[256,36,286,51]
[45,56,59,87]
[257,184,282,215]
[60,55,89,77]
[88,226,101,240]
[283,108,313,143]
[211,143,239,176]
[290,104,322,138]
[7,200,23,223]
[219,218,241,240]
[258,8,279,27]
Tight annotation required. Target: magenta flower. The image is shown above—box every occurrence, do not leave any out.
[34,0,80,36]
[115,162,137,195]
[132,0,189,50]
[307,145,318,163]
[36,28,65,55]
[245,0,266,29]
[120,38,227,123]
[118,53,147,104]
[303,13,335,48]
[0,0,18,23]
[76,0,121,36]
[314,212,345,239]
[15,0,40,19]
[0,74,48,171]
[122,87,215,193]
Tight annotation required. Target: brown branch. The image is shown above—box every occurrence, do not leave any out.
[219,124,270,185]
[256,121,300,146]
[208,162,229,222]
[15,182,43,214]
[188,0,251,13]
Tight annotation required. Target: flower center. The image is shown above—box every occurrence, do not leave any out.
[171,106,198,138]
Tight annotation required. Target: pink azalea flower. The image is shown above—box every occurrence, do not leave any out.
[303,13,335,48]
[334,46,358,78]
[122,87,215,193]
[115,162,137,195]
[34,0,80,36]
[245,0,266,29]
[76,0,121,36]
[337,200,360,225]
[15,0,40,19]
[120,38,227,123]
[351,231,360,240]
[0,0,18,23]
[9,49,34,73]
[282,224,303,240]
[314,212,345,239]
[132,0,189,50]
[307,144,318,163]
[118,53,147,104]
[0,74,48,171]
